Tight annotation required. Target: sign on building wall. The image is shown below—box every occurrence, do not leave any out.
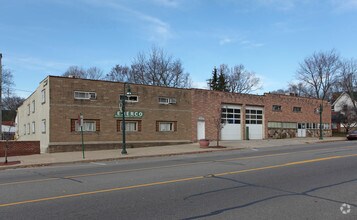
[114,111,144,118]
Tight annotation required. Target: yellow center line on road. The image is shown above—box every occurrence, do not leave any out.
[0,146,355,187]
[0,153,290,186]
[1,153,357,208]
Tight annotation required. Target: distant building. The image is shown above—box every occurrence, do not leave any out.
[331,92,357,132]
[16,76,332,153]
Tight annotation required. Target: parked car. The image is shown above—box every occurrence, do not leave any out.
[346,130,357,140]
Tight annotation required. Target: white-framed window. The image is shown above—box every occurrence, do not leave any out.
[27,123,30,134]
[74,91,97,100]
[120,95,138,103]
[72,119,99,132]
[158,97,176,104]
[27,104,30,115]
[157,121,176,132]
[41,89,46,104]
[32,121,36,134]
[118,121,140,132]
[31,100,35,113]
[41,119,46,133]
[23,124,27,135]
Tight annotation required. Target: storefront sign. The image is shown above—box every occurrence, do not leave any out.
[114,111,144,118]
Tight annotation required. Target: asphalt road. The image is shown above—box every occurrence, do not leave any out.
[0,141,356,219]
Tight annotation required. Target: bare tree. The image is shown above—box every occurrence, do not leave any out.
[2,96,25,111]
[226,64,262,94]
[86,67,104,80]
[129,46,191,88]
[62,66,87,78]
[338,58,357,111]
[2,69,15,96]
[296,50,341,100]
[62,66,104,80]
[334,102,357,133]
[212,107,225,147]
[105,65,131,82]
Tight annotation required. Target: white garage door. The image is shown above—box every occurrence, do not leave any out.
[245,107,264,140]
[221,105,241,140]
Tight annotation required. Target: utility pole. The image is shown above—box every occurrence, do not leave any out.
[0,53,2,140]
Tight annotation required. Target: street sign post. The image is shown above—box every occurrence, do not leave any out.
[79,113,85,159]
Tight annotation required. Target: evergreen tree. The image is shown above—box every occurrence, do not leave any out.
[218,68,228,91]
[208,66,219,90]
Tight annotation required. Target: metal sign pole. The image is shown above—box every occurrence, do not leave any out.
[80,113,85,159]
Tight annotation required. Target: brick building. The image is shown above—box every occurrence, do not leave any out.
[191,90,331,142]
[16,76,331,153]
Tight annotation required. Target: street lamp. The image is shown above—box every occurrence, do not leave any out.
[121,83,131,155]
[319,103,323,140]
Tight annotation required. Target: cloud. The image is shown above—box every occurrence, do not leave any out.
[240,40,264,48]
[152,0,180,7]
[330,0,357,11]
[81,0,173,43]
[256,0,297,11]
[6,55,69,73]
[219,37,234,45]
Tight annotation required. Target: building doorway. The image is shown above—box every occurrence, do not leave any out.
[297,123,306,137]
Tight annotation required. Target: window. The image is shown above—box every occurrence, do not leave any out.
[71,119,100,132]
[27,104,30,115]
[272,105,282,111]
[268,122,297,129]
[120,95,138,103]
[41,119,46,133]
[74,91,97,100]
[117,120,142,132]
[31,100,35,113]
[282,122,297,129]
[245,109,263,124]
[221,107,241,124]
[23,124,26,135]
[293,107,301,113]
[27,123,30,134]
[156,121,177,132]
[158,97,176,104]
[268,122,281,128]
[41,89,46,104]
[32,122,36,134]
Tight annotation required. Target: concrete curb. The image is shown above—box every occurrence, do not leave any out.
[0,147,244,170]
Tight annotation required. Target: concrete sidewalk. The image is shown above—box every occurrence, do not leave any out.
[0,137,347,170]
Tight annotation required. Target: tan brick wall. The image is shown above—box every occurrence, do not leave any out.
[49,77,192,144]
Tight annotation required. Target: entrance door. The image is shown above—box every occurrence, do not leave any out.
[297,123,306,137]
[197,120,205,140]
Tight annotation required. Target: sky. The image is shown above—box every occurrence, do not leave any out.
[1,0,357,98]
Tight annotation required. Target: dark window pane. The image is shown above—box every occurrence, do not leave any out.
[257,110,262,114]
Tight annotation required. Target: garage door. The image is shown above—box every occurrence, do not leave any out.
[221,105,241,140]
[245,107,263,139]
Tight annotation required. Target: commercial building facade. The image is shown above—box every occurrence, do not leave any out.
[16,76,331,153]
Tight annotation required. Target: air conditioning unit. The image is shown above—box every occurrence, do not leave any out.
[168,98,176,104]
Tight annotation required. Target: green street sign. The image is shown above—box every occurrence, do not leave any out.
[114,111,144,118]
